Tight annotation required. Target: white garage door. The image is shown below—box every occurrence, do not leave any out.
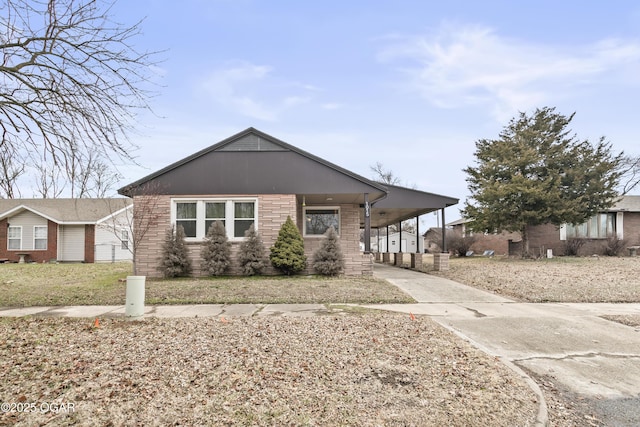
[59,225,85,261]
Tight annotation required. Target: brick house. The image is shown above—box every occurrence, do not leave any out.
[118,128,458,277]
[0,198,133,263]
[447,195,640,257]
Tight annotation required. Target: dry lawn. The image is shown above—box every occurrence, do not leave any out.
[424,255,640,303]
[0,315,538,427]
[0,263,413,307]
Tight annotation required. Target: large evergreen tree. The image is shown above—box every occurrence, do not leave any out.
[312,226,345,276]
[463,107,624,256]
[159,225,192,278]
[201,221,232,276]
[270,216,307,275]
[238,225,268,276]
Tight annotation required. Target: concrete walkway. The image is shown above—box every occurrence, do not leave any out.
[371,263,640,426]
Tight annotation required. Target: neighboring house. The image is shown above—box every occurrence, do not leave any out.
[529,195,640,256]
[118,128,458,277]
[0,198,133,263]
[372,231,423,253]
[447,195,640,257]
[446,219,519,256]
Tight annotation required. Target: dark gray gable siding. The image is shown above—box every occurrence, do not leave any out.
[119,127,387,199]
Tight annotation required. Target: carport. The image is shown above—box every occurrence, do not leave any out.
[361,184,458,270]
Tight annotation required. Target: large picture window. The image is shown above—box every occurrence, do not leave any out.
[172,198,257,240]
[566,213,616,239]
[304,207,340,236]
[8,226,21,250]
[34,226,47,250]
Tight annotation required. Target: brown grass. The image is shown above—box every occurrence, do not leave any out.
[0,263,413,307]
[423,255,640,303]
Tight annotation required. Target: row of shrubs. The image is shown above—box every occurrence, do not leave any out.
[159,216,345,278]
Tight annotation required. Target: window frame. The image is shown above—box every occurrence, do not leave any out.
[33,225,48,250]
[8,226,22,250]
[303,206,340,237]
[171,198,258,241]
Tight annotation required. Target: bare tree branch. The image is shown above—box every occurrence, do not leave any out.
[0,0,160,188]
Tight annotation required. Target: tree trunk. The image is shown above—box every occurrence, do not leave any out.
[521,225,531,258]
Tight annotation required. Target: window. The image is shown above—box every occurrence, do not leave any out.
[205,202,225,234]
[34,226,47,250]
[8,226,21,250]
[304,207,339,236]
[121,230,129,250]
[176,202,197,237]
[566,213,615,239]
[172,199,257,240]
[234,202,255,238]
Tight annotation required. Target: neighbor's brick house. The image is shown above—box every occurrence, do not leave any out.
[448,195,640,257]
[119,128,458,277]
[0,199,133,263]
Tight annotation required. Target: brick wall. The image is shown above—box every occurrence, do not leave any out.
[624,212,640,247]
[0,218,58,263]
[84,225,95,263]
[134,194,372,277]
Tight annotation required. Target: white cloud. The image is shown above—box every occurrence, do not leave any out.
[202,61,315,121]
[378,23,640,121]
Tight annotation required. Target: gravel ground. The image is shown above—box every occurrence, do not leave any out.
[0,315,539,427]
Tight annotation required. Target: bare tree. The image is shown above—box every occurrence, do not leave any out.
[619,154,640,195]
[0,143,25,197]
[33,163,65,198]
[0,0,158,191]
[66,150,123,197]
[370,162,401,185]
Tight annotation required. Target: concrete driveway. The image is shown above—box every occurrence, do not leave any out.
[371,263,640,426]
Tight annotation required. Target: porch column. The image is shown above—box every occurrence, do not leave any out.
[441,208,447,253]
[386,225,389,252]
[398,222,402,251]
[415,215,420,253]
[363,193,371,253]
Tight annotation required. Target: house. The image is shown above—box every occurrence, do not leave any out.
[118,128,458,277]
[448,195,640,257]
[530,195,640,256]
[372,231,423,253]
[0,198,133,263]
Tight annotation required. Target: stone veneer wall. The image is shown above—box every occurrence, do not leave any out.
[300,204,373,276]
[134,194,372,277]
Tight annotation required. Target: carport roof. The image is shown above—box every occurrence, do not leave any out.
[365,184,459,228]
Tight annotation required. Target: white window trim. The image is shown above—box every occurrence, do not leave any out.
[8,225,22,250]
[303,206,340,237]
[171,198,258,241]
[33,225,48,250]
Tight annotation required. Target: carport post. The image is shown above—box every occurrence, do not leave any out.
[386,225,389,252]
[415,215,420,253]
[363,193,371,253]
[441,208,447,253]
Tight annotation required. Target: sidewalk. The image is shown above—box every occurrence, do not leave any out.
[0,303,334,318]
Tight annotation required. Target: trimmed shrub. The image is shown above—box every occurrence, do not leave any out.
[312,226,345,276]
[201,221,232,276]
[270,216,307,275]
[159,225,192,278]
[446,233,477,257]
[238,225,268,275]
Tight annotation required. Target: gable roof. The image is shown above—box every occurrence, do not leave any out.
[118,127,388,204]
[0,198,132,224]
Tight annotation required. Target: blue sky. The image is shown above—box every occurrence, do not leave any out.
[112,0,640,227]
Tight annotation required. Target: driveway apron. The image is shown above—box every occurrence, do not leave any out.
[372,263,640,426]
